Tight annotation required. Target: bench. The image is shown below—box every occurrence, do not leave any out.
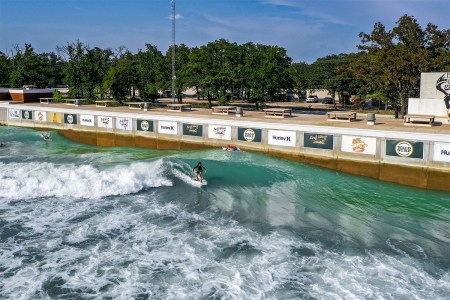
[124,102,146,110]
[327,111,357,122]
[404,114,435,127]
[211,106,237,115]
[263,108,292,118]
[40,98,55,104]
[166,103,192,112]
[65,99,86,106]
[95,100,116,107]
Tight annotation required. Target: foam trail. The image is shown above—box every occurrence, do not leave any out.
[0,159,172,200]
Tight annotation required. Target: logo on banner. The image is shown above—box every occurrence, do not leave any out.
[67,114,74,124]
[395,141,414,157]
[120,119,128,129]
[309,135,328,145]
[8,109,20,119]
[80,115,94,126]
[243,129,256,141]
[37,111,46,122]
[100,117,111,126]
[22,110,32,120]
[161,125,174,130]
[214,127,227,136]
[351,137,368,153]
[141,121,150,131]
[186,124,200,133]
[268,130,296,146]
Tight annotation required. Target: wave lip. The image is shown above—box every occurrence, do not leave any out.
[0,160,172,200]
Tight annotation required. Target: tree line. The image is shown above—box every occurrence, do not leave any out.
[0,15,449,115]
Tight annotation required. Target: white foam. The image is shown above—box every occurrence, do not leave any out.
[0,159,172,200]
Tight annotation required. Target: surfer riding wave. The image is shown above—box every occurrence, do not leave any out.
[192,162,206,183]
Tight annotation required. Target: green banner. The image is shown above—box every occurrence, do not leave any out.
[137,119,154,132]
[304,133,334,149]
[183,123,203,136]
[63,113,78,125]
[386,140,423,159]
[238,128,262,143]
[22,110,33,120]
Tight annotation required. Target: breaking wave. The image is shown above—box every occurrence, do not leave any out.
[0,159,172,200]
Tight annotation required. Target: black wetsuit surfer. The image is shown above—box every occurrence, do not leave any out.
[192,162,206,182]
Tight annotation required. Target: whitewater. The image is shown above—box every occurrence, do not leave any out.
[0,126,449,299]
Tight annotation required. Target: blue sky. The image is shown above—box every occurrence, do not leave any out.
[0,0,449,62]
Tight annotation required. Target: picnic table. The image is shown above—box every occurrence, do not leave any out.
[211,106,237,115]
[263,108,292,118]
[95,100,116,107]
[166,103,192,112]
[327,111,357,122]
[65,99,86,106]
[404,114,435,126]
[124,102,146,110]
[40,98,55,104]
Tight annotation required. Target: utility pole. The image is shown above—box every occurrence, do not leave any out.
[171,0,176,103]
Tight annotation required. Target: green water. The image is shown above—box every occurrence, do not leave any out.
[0,126,449,299]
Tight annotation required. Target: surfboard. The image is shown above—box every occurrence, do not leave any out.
[192,177,207,186]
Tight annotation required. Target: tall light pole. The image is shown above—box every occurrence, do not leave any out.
[171,0,176,103]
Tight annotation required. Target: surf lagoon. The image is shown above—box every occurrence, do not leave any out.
[0,126,449,299]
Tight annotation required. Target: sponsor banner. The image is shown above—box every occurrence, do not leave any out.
[386,140,424,159]
[304,133,334,150]
[183,123,203,136]
[208,125,231,140]
[48,112,62,123]
[238,128,262,143]
[158,121,178,135]
[8,108,20,120]
[268,130,296,147]
[64,113,78,125]
[80,115,95,127]
[137,119,154,132]
[115,117,132,131]
[97,116,113,128]
[433,143,450,162]
[35,111,47,122]
[341,135,376,155]
[22,110,33,120]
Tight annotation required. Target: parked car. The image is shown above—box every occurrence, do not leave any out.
[322,97,334,104]
[306,95,318,103]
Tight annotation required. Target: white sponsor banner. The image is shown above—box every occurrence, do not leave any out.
[8,108,20,120]
[208,125,231,140]
[341,135,377,155]
[35,111,47,122]
[158,121,178,135]
[116,117,132,131]
[434,143,450,162]
[268,130,296,147]
[97,116,113,128]
[80,114,95,127]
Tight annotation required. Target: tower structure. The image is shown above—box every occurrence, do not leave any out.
[171,0,176,103]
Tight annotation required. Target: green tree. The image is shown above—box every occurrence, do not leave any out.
[358,15,450,116]
[135,44,165,101]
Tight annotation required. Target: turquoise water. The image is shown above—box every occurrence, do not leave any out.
[0,126,449,299]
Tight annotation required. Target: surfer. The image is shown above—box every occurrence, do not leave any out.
[41,132,51,141]
[192,162,206,182]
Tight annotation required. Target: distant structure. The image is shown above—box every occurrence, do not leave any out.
[408,72,450,119]
[171,0,176,103]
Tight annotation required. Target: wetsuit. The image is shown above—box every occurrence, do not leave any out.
[193,165,206,174]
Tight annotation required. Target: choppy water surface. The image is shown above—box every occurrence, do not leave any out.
[1,126,449,299]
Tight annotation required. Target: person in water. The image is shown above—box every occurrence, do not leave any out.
[192,162,206,182]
